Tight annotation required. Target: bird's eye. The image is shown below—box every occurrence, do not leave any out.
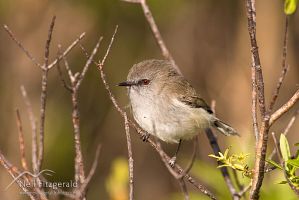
[140,79,150,85]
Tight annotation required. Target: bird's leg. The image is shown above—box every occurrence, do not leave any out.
[169,139,182,167]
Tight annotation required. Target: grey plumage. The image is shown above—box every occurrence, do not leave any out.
[120,59,238,143]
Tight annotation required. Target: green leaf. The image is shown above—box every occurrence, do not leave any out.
[280,134,291,161]
[284,0,298,15]
[287,159,299,168]
[266,159,283,170]
[277,180,288,184]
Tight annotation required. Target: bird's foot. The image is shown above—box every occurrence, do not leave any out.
[169,156,177,168]
[140,132,150,142]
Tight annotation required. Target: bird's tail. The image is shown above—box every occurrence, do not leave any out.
[212,119,239,136]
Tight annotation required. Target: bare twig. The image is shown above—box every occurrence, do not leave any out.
[37,16,56,172]
[205,129,238,199]
[0,151,37,200]
[124,113,134,200]
[237,182,252,198]
[283,109,299,134]
[209,101,240,198]
[251,66,259,141]
[269,89,299,126]
[57,37,102,199]
[47,32,86,69]
[269,16,289,112]
[56,51,73,92]
[179,179,190,200]
[75,144,101,198]
[3,25,41,68]
[95,27,216,200]
[268,109,299,161]
[121,0,181,74]
[20,85,38,174]
[76,37,103,88]
[15,109,28,171]
[246,0,270,198]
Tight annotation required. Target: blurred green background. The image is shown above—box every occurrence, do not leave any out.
[0,0,298,199]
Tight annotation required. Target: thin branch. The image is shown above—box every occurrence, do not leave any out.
[237,183,252,198]
[177,137,198,179]
[121,0,181,74]
[15,109,28,171]
[124,113,134,200]
[75,144,101,198]
[47,32,86,69]
[179,179,190,200]
[268,108,299,161]
[269,89,299,126]
[269,16,289,112]
[246,0,270,198]
[95,28,216,200]
[283,109,299,134]
[37,16,56,172]
[44,16,56,70]
[0,151,37,200]
[252,66,259,141]
[20,85,38,174]
[205,128,238,198]
[56,51,73,92]
[3,25,41,68]
[209,101,240,198]
[72,74,85,187]
[271,133,299,196]
[76,37,103,89]
[58,44,75,83]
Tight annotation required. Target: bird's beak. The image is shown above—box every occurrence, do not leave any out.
[117,81,136,87]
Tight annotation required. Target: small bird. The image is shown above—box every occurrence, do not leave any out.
[118,59,238,164]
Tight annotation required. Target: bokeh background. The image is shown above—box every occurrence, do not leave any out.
[0,0,298,199]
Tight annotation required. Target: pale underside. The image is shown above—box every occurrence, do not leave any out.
[130,91,213,143]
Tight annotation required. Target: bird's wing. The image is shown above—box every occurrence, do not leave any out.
[166,77,213,114]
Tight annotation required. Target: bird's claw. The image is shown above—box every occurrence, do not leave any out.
[169,156,177,168]
[141,132,150,142]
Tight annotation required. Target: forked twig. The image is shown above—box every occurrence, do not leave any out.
[245,0,270,198]
[37,15,56,172]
